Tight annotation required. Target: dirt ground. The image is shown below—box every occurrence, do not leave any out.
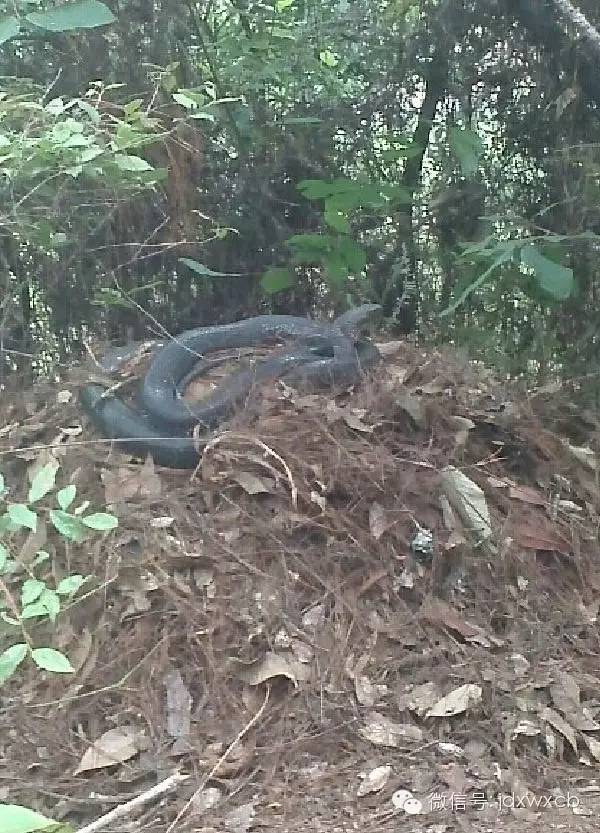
[2,341,600,833]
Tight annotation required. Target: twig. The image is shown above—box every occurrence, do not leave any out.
[200,431,298,507]
[76,772,190,833]
[165,684,271,833]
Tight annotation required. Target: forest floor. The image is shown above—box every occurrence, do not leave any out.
[2,340,600,833]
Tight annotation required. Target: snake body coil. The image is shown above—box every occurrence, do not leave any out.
[80,305,382,469]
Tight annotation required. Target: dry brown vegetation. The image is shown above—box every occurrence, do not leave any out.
[2,342,600,832]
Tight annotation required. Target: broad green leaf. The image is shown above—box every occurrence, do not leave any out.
[49,510,87,542]
[520,244,574,300]
[379,184,413,205]
[112,154,153,172]
[39,589,61,621]
[28,461,59,503]
[57,485,76,510]
[21,602,52,620]
[179,258,241,278]
[56,574,87,596]
[31,648,74,674]
[8,504,37,532]
[81,512,118,531]
[337,238,367,274]
[21,578,45,607]
[0,804,60,833]
[324,208,351,233]
[323,253,348,286]
[0,643,28,685]
[261,267,295,294]
[0,15,20,45]
[26,0,115,32]
[276,0,294,9]
[288,233,334,255]
[448,126,484,177]
[172,92,201,109]
[298,180,338,199]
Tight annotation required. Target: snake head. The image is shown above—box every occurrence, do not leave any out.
[334,304,383,338]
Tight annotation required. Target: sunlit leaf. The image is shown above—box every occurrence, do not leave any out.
[28,461,59,503]
[0,15,19,45]
[0,643,28,685]
[57,485,76,510]
[179,258,241,277]
[26,0,115,32]
[49,510,88,542]
[21,578,45,607]
[112,154,153,172]
[31,648,74,674]
[56,575,87,596]
[81,512,118,531]
[8,504,37,532]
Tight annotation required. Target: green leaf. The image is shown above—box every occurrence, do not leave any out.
[448,126,484,177]
[0,804,60,833]
[288,233,334,256]
[276,0,294,10]
[32,551,50,567]
[261,268,295,294]
[57,485,76,511]
[441,246,515,315]
[319,50,339,68]
[40,589,61,621]
[31,648,74,674]
[21,578,45,607]
[298,179,338,199]
[337,238,367,274]
[26,1,115,32]
[520,244,574,300]
[0,643,28,685]
[21,602,51,620]
[28,461,59,504]
[112,154,153,172]
[172,92,201,110]
[323,253,348,287]
[0,513,18,534]
[56,575,87,596]
[81,512,118,531]
[49,510,88,542]
[324,209,351,233]
[8,504,37,532]
[0,16,20,45]
[179,258,241,278]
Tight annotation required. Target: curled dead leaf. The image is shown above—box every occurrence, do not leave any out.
[359,711,423,747]
[427,684,482,718]
[74,726,144,774]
